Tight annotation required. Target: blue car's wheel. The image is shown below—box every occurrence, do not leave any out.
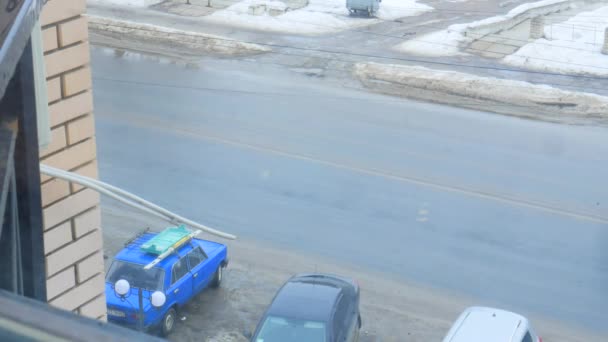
[161,307,177,336]
[211,266,223,288]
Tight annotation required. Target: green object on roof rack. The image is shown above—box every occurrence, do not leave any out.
[140,225,193,255]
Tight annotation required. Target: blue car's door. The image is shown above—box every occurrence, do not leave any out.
[187,246,212,294]
[167,256,193,306]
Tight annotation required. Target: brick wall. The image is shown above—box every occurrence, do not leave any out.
[39,0,106,321]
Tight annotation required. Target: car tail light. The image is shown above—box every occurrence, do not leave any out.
[130,313,138,320]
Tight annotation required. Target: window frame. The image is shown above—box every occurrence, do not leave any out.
[171,257,190,285]
[186,246,208,271]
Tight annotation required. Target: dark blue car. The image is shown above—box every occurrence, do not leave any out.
[251,273,362,342]
[105,228,228,335]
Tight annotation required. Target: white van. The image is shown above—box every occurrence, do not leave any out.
[443,307,542,342]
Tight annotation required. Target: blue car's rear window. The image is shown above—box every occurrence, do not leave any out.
[106,260,165,292]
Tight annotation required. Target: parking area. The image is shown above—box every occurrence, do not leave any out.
[102,201,460,341]
[101,201,601,342]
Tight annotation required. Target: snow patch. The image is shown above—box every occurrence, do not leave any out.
[468,0,566,28]
[88,16,271,55]
[394,28,467,57]
[503,5,608,76]
[394,0,568,57]
[377,0,433,21]
[206,0,432,35]
[89,0,156,7]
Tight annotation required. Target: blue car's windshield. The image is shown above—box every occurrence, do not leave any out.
[106,260,165,292]
[254,316,327,342]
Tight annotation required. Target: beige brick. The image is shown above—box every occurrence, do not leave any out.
[40,139,97,183]
[79,295,106,319]
[44,42,90,78]
[74,207,101,239]
[66,114,95,145]
[41,0,86,26]
[71,161,99,192]
[43,188,99,231]
[47,90,93,127]
[46,77,61,103]
[39,126,66,158]
[46,266,76,300]
[42,26,58,53]
[62,66,92,97]
[46,230,102,277]
[49,274,104,311]
[41,177,70,207]
[76,251,104,283]
[58,17,88,47]
[44,221,73,254]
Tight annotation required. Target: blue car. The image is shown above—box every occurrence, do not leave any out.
[105,226,228,335]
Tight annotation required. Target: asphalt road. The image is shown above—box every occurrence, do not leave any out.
[91,47,608,335]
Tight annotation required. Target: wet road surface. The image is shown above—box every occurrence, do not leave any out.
[91,47,608,334]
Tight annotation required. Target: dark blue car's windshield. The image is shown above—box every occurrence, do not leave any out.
[254,316,327,342]
[106,260,165,292]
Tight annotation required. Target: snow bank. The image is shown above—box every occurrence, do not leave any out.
[376,0,433,21]
[88,16,271,56]
[468,0,567,28]
[89,0,157,7]
[503,5,608,76]
[394,0,569,57]
[394,27,467,57]
[206,0,432,35]
[354,62,608,119]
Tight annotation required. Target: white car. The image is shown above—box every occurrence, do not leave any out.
[443,307,542,342]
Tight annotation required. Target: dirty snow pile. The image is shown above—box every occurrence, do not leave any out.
[394,27,467,57]
[354,62,608,116]
[88,16,271,55]
[89,0,149,7]
[376,0,433,21]
[464,0,567,28]
[502,5,608,76]
[206,0,432,35]
[394,0,568,57]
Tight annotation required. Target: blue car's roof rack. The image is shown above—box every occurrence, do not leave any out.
[123,227,151,247]
[141,226,200,270]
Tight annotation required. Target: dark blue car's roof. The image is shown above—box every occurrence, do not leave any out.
[114,232,223,270]
[266,274,356,322]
